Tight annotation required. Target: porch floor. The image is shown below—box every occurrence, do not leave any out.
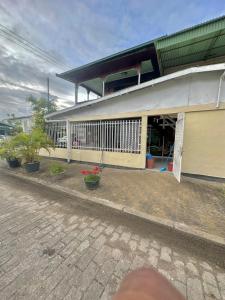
[3,158,225,239]
[150,156,173,171]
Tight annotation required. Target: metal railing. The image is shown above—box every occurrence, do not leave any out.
[45,121,67,148]
[46,118,142,154]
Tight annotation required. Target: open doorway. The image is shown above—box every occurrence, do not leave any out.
[146,114,177,171]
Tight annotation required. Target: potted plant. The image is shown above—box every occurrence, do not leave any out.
[0,138,21,168]
[49,162,66,178]
[80,166,101,190]
[15,129,53,173]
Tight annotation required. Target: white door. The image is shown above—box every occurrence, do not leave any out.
[173,112,185,182]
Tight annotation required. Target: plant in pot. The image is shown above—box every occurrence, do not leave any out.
[80,166,101,190]
[15,129,53,173]
[0,138,21,168]
[49,162,66,178]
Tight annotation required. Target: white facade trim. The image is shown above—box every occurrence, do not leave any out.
[46,63,225,119]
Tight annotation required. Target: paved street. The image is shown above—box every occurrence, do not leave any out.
[0,173,224,300]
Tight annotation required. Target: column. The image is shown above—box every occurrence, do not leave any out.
[66,120,71,163]
[87,89,90,101]
[102,78,105,97]
[137,66,141,85]
[75,83,79,105]
[140,115,148,168]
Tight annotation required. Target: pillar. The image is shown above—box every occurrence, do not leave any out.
[141,115,148,168]
[75,83,79,105]
[87,89,90,101]
[66,120,71,163]
[137,65,141,85]
[102,78,105,97]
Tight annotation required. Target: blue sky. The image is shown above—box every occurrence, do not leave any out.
[0,0,225,118]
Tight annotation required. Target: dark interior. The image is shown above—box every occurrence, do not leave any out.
[147,115,177,157]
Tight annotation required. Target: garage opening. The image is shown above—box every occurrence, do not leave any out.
[146,114,177,171]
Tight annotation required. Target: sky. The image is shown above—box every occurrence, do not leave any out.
[0,0,225,119]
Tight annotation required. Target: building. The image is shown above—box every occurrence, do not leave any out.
[44,16,225,181]
[5,115,33,133]
[0,122,14,136]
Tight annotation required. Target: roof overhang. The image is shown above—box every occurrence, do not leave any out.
[156,15,225,71]
[57,41,156,82]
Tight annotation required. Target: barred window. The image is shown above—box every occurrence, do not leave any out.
[71,119,141,153]
[46,118,142,154]
[45,121,67,148]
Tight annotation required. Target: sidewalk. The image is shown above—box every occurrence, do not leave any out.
[1,158,225,240]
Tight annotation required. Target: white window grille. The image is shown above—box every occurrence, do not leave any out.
[70,119,141,153]
[45,121,67,148]
[46,119,142,153]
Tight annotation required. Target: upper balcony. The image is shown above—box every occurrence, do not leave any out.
[56,41,160,104]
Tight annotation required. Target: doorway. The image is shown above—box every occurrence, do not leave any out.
[146,114,177,171]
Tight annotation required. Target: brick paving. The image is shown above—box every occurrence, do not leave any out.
[0,174,224,300]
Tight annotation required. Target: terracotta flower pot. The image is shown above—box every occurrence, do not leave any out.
[146,158,155,169]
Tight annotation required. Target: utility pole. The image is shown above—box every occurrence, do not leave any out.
[47,77,50,112]
[47,77,50,101]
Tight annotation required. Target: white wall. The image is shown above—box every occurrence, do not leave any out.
[49,70,225,120]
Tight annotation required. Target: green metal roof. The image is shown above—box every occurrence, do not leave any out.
[155,15,225,70]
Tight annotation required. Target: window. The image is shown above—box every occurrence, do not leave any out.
[45,121,67,148]
[46,118,142,153]
[71,119,141,153]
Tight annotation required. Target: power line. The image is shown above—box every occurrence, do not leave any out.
[0,24,72,70]
[0,78,73,103]
[0,23,70,69]
[0,25,75,105]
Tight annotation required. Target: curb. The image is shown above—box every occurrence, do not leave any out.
[2,168,225,250]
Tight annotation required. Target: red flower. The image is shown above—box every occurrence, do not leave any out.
[80,166,101,176]
[80,170,90,175]
[93,166,101,173]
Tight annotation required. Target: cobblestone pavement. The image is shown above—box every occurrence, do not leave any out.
[0,174,224,300]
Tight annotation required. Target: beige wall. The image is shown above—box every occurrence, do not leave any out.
[39,148,68,160]
[182,109,225,178]
[71,149,144,168]
[40,148,145,169]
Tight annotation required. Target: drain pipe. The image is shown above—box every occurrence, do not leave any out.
[216,70,225,108]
